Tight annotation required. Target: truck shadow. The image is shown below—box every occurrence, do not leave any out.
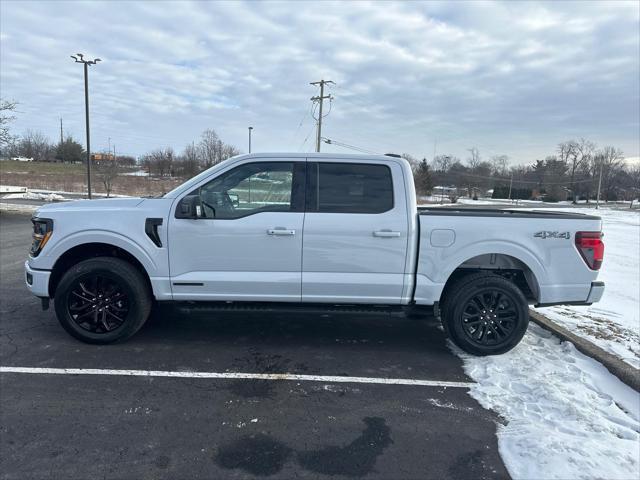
[141,303,446,355]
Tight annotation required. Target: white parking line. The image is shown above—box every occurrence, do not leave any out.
[0,366,474,388]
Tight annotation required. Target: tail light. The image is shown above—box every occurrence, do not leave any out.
[575,231,604,270]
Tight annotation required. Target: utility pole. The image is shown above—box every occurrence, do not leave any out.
[248,126,253,153]
[596,155,603,209]
[508,174,513,202]
[59,118,64,163]
[310,79,334,152]
[108,137,111,160]
[71,53,101,199]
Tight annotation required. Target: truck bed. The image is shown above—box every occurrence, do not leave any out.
[413,207,603,306]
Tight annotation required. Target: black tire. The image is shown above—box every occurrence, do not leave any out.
[54,257,152,344]
[440,272,529,355]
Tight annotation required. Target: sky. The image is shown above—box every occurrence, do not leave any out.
[1,0,639,165]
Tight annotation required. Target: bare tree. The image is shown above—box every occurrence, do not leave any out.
[179,143,201,178]
[19,130,54,162]
[463,148,482,198]
[0,99,17,147]
[466,147,481,169]
[143,147,174,177]
[490,155,509,177]
[563,138,595,202]
[221,143,240,161]
[199,129,222,168]
[433,154,453,172]
[595,146,626,201]
[628,163,640,207]
[401,153,419,172]
[97,155,119,197]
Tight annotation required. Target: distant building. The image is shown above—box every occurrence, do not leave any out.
[91,153,115,163]
[432,186,457,196]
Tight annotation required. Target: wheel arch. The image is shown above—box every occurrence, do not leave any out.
[48,242,153,299]
[439,252,542,304]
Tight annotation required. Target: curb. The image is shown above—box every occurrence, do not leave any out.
[529,310,640,392]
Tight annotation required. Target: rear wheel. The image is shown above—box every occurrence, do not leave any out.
[440,273,529,355]
[54,257,151,344]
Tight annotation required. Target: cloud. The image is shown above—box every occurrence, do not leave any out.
[1,0,638,163]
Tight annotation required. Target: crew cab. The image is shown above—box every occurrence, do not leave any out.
[25,153,605,355]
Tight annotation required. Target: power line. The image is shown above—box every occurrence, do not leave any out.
[298,124,316,152]
[321,137,379,155]
[310,79,334,152]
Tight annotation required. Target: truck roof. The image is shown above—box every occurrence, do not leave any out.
[230,152,407,163]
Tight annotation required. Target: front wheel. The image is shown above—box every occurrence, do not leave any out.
[440,273,529,355]
[54,257,152,344]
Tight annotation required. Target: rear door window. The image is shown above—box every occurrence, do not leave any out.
[308,163,394,213]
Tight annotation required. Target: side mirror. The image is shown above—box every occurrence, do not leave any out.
[175,195,201,219]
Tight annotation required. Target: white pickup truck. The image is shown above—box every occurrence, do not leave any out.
[25,153,605,355]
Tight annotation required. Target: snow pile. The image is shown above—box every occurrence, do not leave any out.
[534,206,640,368]
[457,324,640,480]
[3,191,66,202]
[0,185,27,193]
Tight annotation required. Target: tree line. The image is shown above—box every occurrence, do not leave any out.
[139,128,240,178]
[404,139,639,203]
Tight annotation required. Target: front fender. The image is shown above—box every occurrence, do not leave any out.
[36,229,159,275]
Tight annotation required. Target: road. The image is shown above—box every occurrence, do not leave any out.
[0,211,510,479]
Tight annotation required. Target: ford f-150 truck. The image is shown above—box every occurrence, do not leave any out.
[25,153,605,355]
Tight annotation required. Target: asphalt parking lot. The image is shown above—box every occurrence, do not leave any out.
[0,211,509,480]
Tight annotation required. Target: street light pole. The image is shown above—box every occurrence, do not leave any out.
[71,53,101,199]
[248,126,253,153]
[596,155,604,210]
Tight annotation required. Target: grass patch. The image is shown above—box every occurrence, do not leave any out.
[0,160,88,175]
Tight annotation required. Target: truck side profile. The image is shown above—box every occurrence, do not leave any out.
[25,153,605,354]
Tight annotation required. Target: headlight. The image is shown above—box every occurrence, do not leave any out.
[30,218,53,257]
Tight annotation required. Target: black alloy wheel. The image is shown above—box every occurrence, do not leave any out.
[54,257,151,344]
[67,274,130,333]
[440,272,529,355]
[459,289,518,347]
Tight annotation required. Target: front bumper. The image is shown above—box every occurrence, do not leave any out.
[24,260,51,298]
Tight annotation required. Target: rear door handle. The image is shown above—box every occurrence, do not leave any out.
[267,228,296,236]
[373,230,401,238]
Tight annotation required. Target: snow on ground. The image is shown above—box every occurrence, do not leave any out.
[122,170,150,176]
[0,186,132,200]
[456,323,640,480]
[532,206,640,368]
[3,191,66,202]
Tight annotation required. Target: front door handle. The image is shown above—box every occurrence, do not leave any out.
[373,230,401,238]
[267,228,296,236]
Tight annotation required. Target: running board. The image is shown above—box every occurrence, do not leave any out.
[172,301,413,317]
